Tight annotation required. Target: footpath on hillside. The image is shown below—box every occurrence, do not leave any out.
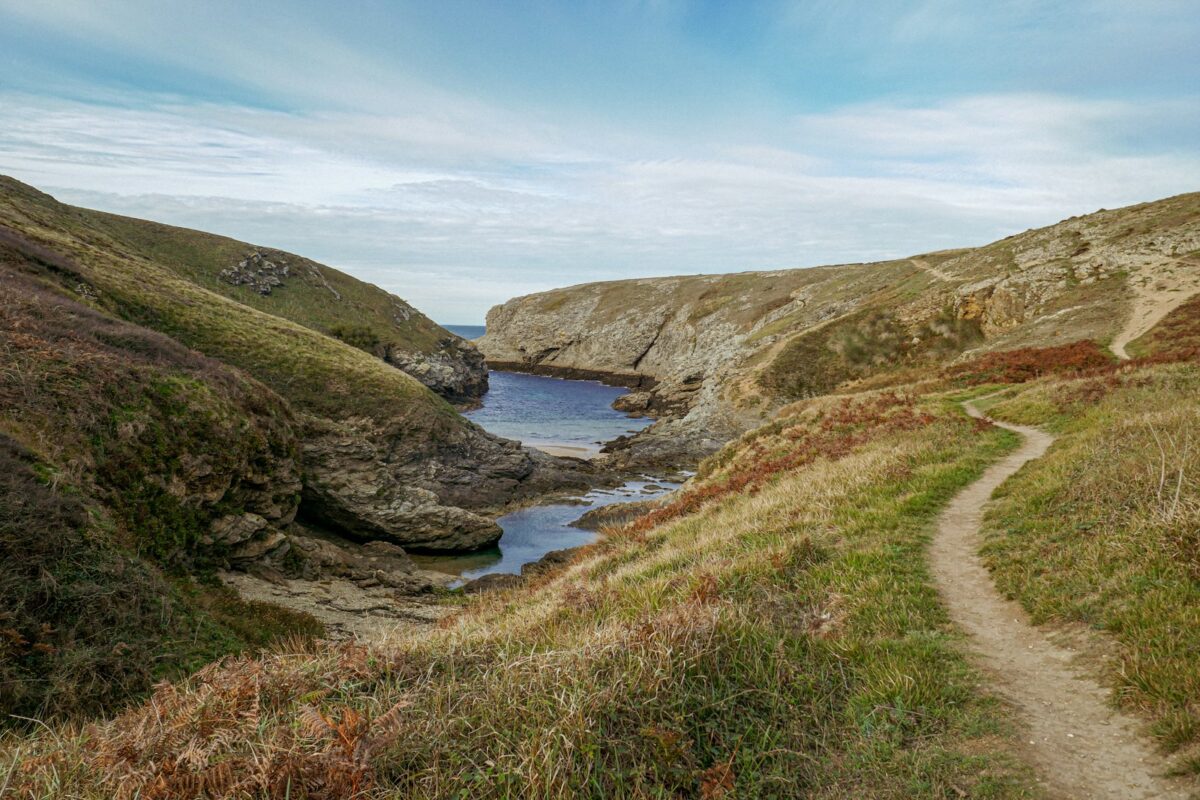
[928,398,1191,799]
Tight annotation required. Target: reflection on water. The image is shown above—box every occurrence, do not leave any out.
[413,478,679,583]
[466,370,653,456]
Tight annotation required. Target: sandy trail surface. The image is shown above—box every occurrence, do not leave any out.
[909,256,953,282]
[928,401,1192,799]
[1110,258,1200,359]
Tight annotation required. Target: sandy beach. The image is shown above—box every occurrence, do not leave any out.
[532,443,597,459]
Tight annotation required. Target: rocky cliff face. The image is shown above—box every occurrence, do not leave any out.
[384,337,488,405]
[480,193,1200,466]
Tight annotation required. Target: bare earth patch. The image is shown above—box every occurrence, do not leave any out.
[929,402,1192,799]
[1111,258,1200,358]
[221,571,455,642]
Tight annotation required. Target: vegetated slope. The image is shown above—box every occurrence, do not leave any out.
[0,178,591,553]
[4,389,1039,798]
[0,237,323,720]
[7,284,1199,797]
[0,177,487,402]
[980,362,1200,776]
[480,192,1200,466]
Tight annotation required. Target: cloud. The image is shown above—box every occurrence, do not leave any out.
[1,89,1197,322]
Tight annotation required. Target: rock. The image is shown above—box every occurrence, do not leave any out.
[286,529,438,594]
[461,572,523,593]
[229,529,288,563]
[520,548,578,578]
[572,498,663,530]
[612,391,653,414]
[205,512,269,546]
[219,251,291,296]
[385,337,488,404]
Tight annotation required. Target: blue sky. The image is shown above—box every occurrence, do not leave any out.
[1,1,1198,322]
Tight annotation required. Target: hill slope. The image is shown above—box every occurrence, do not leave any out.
[480,192,1200,465]
[0,176,486,402]
[0,178,592,717]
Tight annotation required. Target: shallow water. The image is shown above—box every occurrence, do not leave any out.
[416,366,670,582]
[413,478,680,583]
[465,370,653,457]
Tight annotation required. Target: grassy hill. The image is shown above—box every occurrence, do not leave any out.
[479,192,1200,465]
[0,177,486,403]
[7,264,1198,796]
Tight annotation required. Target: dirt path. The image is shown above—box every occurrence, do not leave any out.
[1110,258,1200,359]
[910,256,953,282]
[929,402,1191,799]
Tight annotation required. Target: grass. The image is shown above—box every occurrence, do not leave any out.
[2,390,1036,798]
[0,177,462,430]
[982,362,1200,773]
[0,205,325,722]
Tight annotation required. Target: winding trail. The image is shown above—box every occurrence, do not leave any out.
[929,402,1191,799]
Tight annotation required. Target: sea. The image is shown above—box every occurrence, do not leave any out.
[418,329,675,581]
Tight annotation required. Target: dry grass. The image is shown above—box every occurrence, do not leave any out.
[983,363,1200,773]
[2,392,1034,798]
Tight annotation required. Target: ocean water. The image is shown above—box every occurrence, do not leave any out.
[465,370,653,456]
[414,367,671,581]
[414,478,680,582]
[443,323,486,340]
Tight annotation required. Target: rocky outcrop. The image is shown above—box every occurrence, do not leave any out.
[298,416,501,551]
[219,251,293,295]
[385,336,488,404]
[295,413,597,552]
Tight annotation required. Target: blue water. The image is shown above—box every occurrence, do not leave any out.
[414,478,680,581]
[443,323,486,340]
[466,371,652,455]
[413,367,671,581]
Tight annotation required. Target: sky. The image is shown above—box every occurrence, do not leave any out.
[1,1,1198,323]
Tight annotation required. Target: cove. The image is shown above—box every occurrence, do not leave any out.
[415,369,672,582]
[464,370,654,458]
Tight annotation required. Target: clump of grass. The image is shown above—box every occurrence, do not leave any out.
[982,363,1200,771]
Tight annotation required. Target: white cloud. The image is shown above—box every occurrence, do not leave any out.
[1,90,1197,321]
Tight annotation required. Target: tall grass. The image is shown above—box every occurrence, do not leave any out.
[983,363,1200,774]
[3,395,1034,798]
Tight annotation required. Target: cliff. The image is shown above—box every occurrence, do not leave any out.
[480,192,1200,465]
